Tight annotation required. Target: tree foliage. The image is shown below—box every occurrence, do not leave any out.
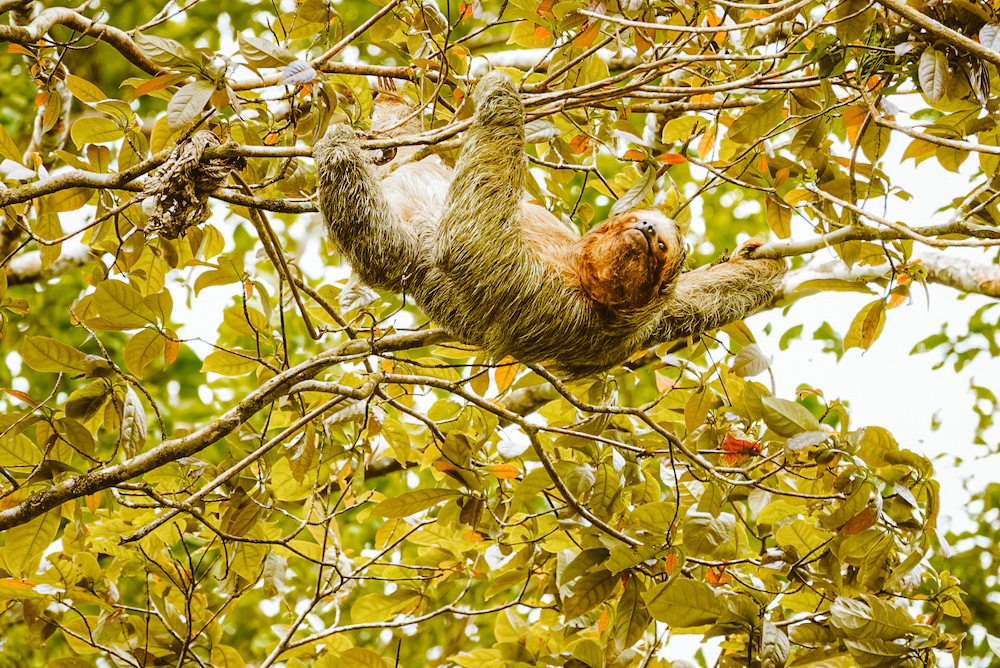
[1,0,998,666]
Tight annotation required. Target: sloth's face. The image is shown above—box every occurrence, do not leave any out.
[576,209,686,311]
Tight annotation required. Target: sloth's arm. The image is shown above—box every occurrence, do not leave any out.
[432,71,544,279]
[313,125,421,293]
[648,242,786,345]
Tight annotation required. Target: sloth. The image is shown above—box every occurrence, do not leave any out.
[313,71,786,377]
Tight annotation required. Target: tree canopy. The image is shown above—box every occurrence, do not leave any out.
[2,0,1000,666]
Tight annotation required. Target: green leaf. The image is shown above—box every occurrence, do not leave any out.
[21,335,87,373]
[643,578,723,627]
[844,300,886,351]
[65,74,107,103]
[70,117,124,148]
[167,81,215,129]
[210,646,247,668]
[3,508,60,577]
[120,386,148,459]
[0,124,20,163]
[94,280,158,328]
[774,518,829,555]
[732,344,769,377]
[614,576,650,652]
[238,33,297,68]
[124,329,165,377]
[351,590,419,623]
[762,397,821,436]
[562,569,617,621]
[682,508,735,557]
[134,33,195,67]
[371,489,464,518]
[829,595,923,640]
[200,349,259,376]
[726,94,786,145]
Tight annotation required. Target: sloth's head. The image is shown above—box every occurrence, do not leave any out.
[575,209,686,312]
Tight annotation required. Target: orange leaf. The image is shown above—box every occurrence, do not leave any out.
[494,357,518,390]
[536,0,554,17]
[658,153,687,165]
[697,125,716,159]
[664,552,678,574]
[86,492,100,513]
[655,371,677,391]
[463,531,483,542]
[722,431,761,465]
[623,149,647,161]
[574,21,600,48]
[843,505,877,535]
[7,44,31,55]
[706,566,732,587]
[264,132,280,145]
[535,25,552,40]
[842,105,867,127]
[598,608,611,632]
[485,464,519,479]
[570,134,591,154]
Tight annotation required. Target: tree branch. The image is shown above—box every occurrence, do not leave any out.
[0,329,449,531]
[0,7,164,75]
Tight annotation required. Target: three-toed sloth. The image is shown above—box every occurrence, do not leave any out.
[313,72,785,377]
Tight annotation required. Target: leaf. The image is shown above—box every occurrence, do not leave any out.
[726,94,785,145]
[370,489,463,518]
[610,576,648,653]
[351,590,419,623]
[682,507,735,557]
[829,595,922,640]
[134,33,195,67]
[918,49,948,104]
[3,508,60,577]
[642,578,723,627]
[94,280,157,328]
[844,299,886,350]
[761,621,790,668]
[982,25,1000,53]
[609,167,656,217]
[124,328,164,377]
[210,646,247,668]
[794,279,874,294]
[765,194,792,239]
[562,569,617,621]
[342,647,388,668]
[167,81,215,129]
[732,344,769,377]
[238,33,297,68]
[762,397,821,436]
[70,117,124,148]
[987,633,1000,658]
[21,335,87,373]
[0,124,20,163]
[120,386,147,459]
[64,74,107,103]
[200,349,259,377]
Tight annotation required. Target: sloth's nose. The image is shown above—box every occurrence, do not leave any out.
[637,219,657,240]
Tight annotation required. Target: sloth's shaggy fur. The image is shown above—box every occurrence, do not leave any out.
[314,71,785,377]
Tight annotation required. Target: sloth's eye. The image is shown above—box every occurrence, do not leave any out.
[658,241,667,251]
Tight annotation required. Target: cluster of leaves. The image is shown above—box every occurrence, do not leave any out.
[2,0,1000,666]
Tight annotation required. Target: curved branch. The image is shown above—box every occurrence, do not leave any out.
[0,7,164,75]
[876,0,1000,69]
[0,329,449,532]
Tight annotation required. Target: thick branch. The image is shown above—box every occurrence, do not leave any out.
[5,244,93,285]
[0,7,164,75]
[772,251,1000,303]
[876,0,1000,69]
[0,329,449,531]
